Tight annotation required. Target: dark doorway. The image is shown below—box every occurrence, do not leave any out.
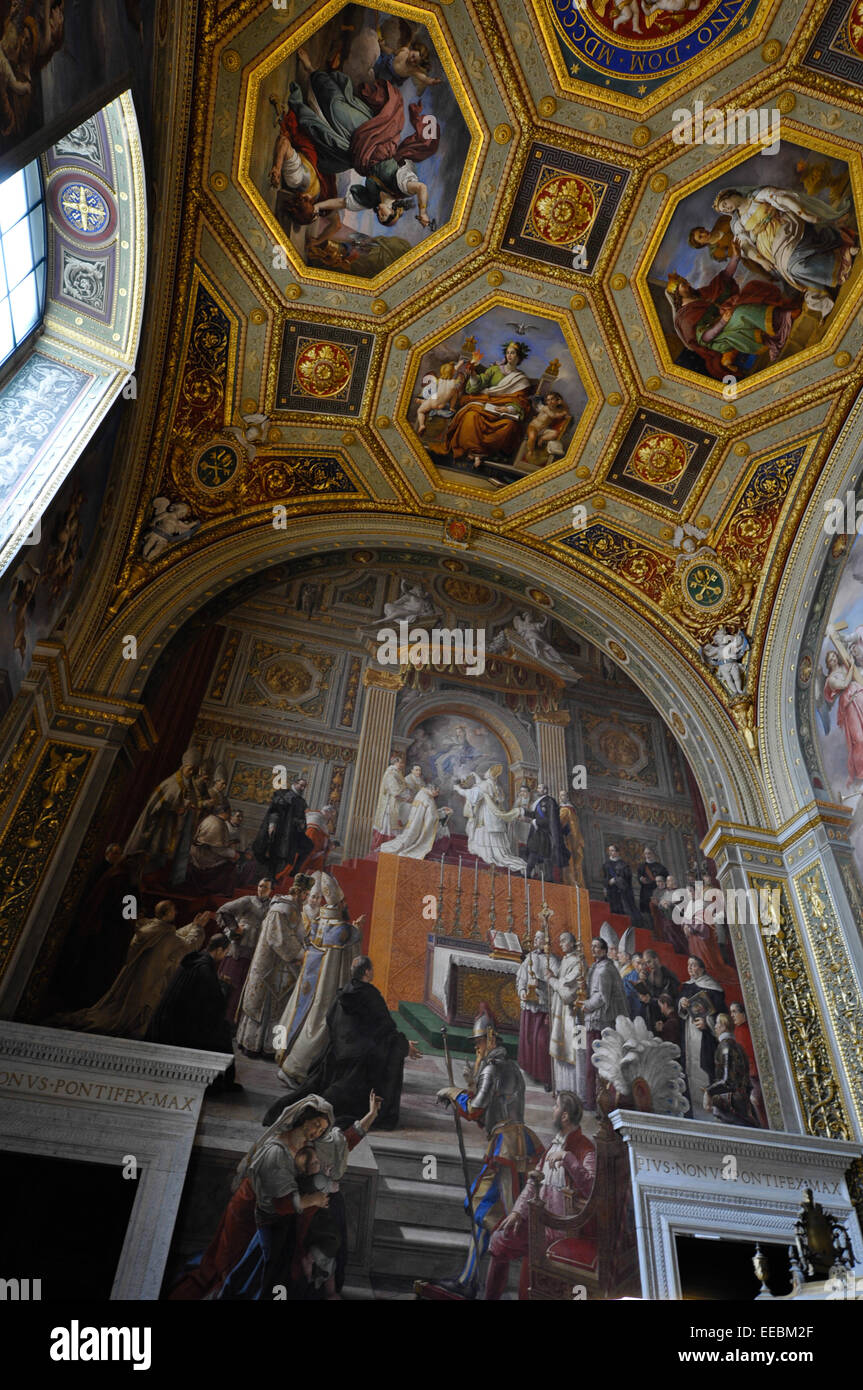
[0,1151,139,1300]
[676,1234,793,1301]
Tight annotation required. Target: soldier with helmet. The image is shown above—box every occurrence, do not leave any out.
[416,1002,542,1300]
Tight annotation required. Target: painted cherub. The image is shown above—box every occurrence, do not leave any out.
[415,362,462,435]
[525,390,570,456]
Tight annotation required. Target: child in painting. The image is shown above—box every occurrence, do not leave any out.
[415,362,462,434]
[525,390,570,458]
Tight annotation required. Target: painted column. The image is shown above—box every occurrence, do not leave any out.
[533,709,570,797]
[341,668,404,861]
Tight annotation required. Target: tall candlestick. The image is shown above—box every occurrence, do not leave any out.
[438,853,445,934]
[454,855,464,938]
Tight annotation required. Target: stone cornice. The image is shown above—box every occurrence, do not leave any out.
[610,1109,862,1167]
[0,1022,228,1086]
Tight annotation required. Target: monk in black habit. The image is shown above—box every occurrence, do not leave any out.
[251,777,311,879]
[524,788,567,882]
[263,957,420,1129]
[147,934,241,1091]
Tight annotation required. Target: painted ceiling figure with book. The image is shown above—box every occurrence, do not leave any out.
[428,340,532,469]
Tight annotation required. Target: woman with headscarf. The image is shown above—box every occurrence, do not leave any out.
[169,1096,333,1300]
[250,1088,382,1300]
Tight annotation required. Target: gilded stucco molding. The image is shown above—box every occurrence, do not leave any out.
[793,863,863,1133]
[755,874,853,1141]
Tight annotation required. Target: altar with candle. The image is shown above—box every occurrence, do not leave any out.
[367,848,592,1012]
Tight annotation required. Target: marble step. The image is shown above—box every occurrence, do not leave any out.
[376,1174,474,1231]
[370,1218,477,1281]
[371,1141,480,1184]
[370,1219,518,1290]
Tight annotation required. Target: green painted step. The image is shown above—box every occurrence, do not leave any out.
[394,1001,518,1058]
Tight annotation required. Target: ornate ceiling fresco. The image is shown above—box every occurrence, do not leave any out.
[79,0,863,807]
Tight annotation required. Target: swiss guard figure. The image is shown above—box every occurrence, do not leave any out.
[415,1002,542,1300]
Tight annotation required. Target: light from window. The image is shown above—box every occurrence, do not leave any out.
[0,160,46,370]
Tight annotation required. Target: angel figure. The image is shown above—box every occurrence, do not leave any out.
[224,412,270,461]
[817,624,863,794]
[140,497,200,561]
[42,748,88,801]
[701,627,749,697]
[510,611,578,678]
[8,558,40,663]
[415,362,463,434]
[382,578,437,622]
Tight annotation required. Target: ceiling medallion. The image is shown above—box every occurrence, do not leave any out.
[680,553,730,611]
[443,517,471,549]
[195,442,240,492]
[294,342,353,398]
[549,0,745,78]
[607,639,627,663]
[628,431,688,488]
[531,173,596,246]
[849,2,863,56]
[528,587,553,607]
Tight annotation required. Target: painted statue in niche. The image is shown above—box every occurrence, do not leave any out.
[405,713,510,839]
[409,305,586,485]
[648,142,859,383]
[253,5,471,278]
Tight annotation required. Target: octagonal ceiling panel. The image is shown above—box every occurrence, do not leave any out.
[397,297,597,491]
[638,134,862,392]
[109,0,863,742]
[237,2,480,290]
